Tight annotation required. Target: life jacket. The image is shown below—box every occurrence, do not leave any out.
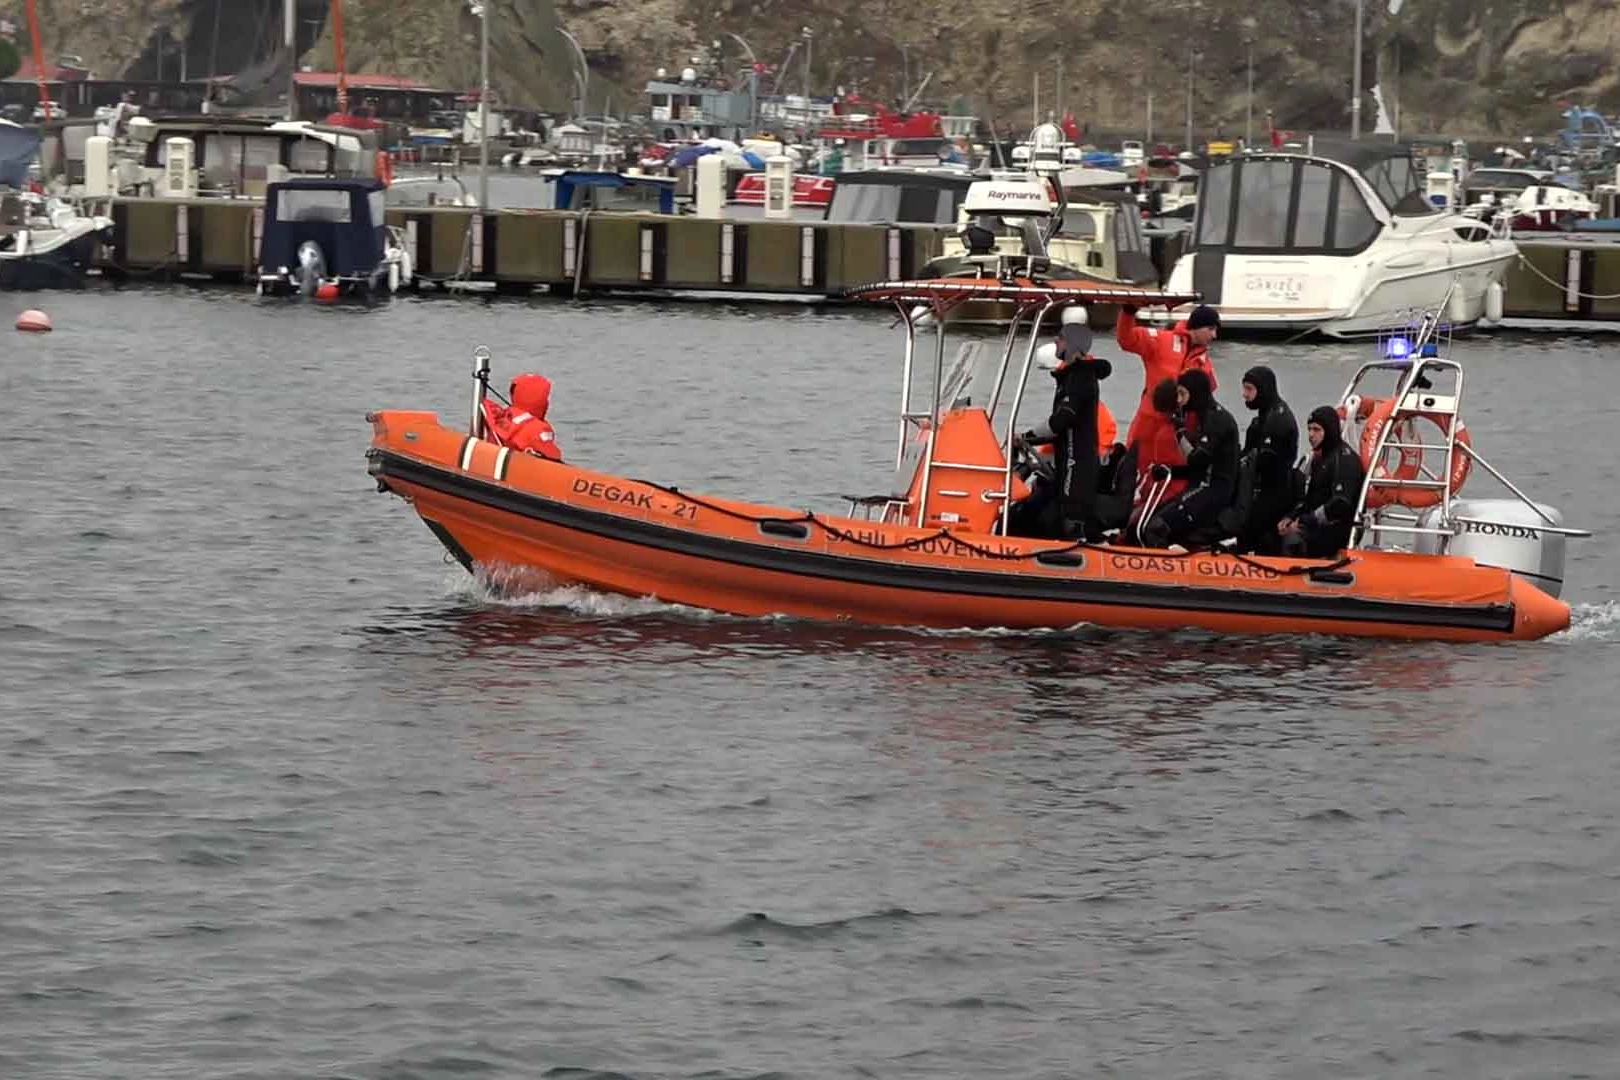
[486,373,563,461]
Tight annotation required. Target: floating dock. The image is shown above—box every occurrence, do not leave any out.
[99,198,1620,321]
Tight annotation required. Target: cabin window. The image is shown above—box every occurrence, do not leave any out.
[241,136,281,169]
[1233,160,1293,248]
[277,189,352,223]
[1331,178,1378,250]
[368,190,388,226]
[1113,205,1145,254]
[1194,164,1233,247]
[1293,163,1334,248]
[1057,210,1097,241]
[289,138,329,173]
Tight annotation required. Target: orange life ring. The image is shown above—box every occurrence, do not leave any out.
[1357,397,1472,509]
[376,151,394,186]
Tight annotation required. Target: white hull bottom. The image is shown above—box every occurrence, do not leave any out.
[1165,252,1516,338]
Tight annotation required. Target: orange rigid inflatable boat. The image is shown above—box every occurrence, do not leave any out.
[367,280,1584,642]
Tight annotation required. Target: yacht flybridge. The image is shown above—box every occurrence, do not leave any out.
[1164,142,1516,337]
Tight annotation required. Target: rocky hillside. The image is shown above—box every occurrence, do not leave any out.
[15,0,1620,137]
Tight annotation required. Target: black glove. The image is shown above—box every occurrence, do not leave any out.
[1020,429,1039,445]
[1171,409,1187,432]
[1149,463,1172,482]
[1121,304,1139,316]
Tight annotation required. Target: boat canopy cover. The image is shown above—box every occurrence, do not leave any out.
[846,277,1201,307]
[260,177,387,276]
[552,171,676,214]
[0,120,41,189]
[825,169,975,224]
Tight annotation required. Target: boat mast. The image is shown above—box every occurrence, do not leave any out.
[332,0,349,116]
[25,0,52,118]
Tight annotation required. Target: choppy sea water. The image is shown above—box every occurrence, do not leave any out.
[2,285,1618,1079]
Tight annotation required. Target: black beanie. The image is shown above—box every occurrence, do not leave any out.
[1187,305,1221,331]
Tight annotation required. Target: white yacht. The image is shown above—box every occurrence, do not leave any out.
[1163,142,1515,337]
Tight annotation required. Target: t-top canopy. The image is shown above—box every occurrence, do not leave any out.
[845,277,1202,307]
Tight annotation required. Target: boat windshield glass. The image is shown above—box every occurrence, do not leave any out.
[888,138,949,159]
[1359,154,1429,214]
[828,179,962,223]
[1056,209,1098,240]
[277,188,352,222]
[1194,158,1383,254]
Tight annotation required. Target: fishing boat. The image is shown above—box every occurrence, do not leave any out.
[366,278,1582,642]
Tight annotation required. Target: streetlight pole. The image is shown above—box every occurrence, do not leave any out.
[725,32,758,135]
[283,0,297,121]
[1243,17,1256,148]
[801,27,812,106]
[1185,45,1195,152]
[558,28,588,120]
[477,0,489,210]
[900,44,910,106]
[1351,0,1363,139]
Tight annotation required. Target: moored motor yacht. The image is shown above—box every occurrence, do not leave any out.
[366,278,1582,641]
[1163,142,1516,337]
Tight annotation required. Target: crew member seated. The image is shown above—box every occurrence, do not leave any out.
[1139,368,1239,551]
[485,373,563,461]
[1220,365,1299,554]
[1018,323,1112,540]
[1278,406,1365,558]
[1120,377,1187,543]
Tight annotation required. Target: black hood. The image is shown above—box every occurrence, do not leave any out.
[1054,324,1111,380]
[1309,405,1343,451]
[1243,365,1278,412]
[1177,368,1214,413]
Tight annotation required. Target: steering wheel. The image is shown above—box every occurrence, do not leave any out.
[1013,435,1056,484]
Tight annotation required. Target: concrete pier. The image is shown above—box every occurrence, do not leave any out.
[98,198,1620,322]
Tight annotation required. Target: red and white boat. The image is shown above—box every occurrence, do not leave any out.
[730,172,835,212]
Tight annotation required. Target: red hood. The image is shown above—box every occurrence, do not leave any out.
[509,374,552,419]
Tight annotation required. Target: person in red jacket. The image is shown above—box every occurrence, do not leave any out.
[1117,303,1221,447]
[1124,377,1187,543]
[486,373,563,461]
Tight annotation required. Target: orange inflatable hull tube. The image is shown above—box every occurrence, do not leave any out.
[366,411,1570,642]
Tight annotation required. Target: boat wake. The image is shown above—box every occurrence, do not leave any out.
[448,569,718,621]
[1560,601,1620,642]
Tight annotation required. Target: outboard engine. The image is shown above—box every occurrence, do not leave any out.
[294,240,326,297]
[1417,499,1569,598]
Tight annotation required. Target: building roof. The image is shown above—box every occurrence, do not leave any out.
[293,72,442,92]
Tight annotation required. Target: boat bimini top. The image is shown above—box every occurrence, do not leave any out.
[845,278,1199,534]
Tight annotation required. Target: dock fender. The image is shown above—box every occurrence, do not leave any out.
[1484,280,1505,323]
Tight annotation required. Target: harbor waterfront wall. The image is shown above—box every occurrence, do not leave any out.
[100,199,949,296]
[98,199,1620,320]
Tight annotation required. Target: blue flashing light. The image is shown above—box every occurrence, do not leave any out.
[1417,342,1440,358]
[1383,336,1413,360]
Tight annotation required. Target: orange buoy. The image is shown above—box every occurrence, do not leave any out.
[314,283,341,303]
[15,309,53,332]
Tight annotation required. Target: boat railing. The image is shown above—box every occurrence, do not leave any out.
[1341,285,1590,550]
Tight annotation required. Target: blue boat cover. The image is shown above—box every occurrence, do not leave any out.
[259,177,387,277]
[0,120,41,189]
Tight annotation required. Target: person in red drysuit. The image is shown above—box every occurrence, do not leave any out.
[486,374,563,461]
[1116,302,1221,448]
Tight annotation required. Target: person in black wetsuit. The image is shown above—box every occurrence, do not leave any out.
[1139,367,1240,550]
[1219,365,1299,553]
[1021,323,1112,539]
[1279,405,1367,558]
